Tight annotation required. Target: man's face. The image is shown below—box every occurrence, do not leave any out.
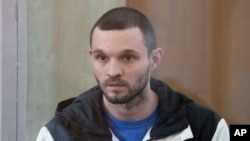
[89,27,151,104]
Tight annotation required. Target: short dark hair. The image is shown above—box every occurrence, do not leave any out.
[90,7,156,54]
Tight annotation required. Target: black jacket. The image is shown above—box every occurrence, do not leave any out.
[45,78,224,141]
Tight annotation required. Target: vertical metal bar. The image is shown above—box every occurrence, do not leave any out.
[17,0,26,140]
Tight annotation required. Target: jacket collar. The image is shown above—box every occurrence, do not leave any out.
[56,86,112,140]
[56,78,192,140]
[149,78,190,139]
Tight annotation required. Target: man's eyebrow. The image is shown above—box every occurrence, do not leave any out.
[92,49,104,54]
[92,49,140,55]
[121,49,140,54]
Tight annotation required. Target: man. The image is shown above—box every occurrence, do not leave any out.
[36,7,229,141]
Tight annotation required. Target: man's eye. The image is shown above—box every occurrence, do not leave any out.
[100,56,106,60]
[124,55,133,61]
[96,55,108,62]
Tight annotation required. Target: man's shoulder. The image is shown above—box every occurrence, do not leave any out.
[151,77,222,125]
[46,85,102,129]
[185,101,223,139]
[152,78,224,139]
[56,85,101,112]
[186,101,221,123]
[44,85,104,140]
[45,117,71,140]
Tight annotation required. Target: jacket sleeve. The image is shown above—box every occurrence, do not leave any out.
[36,126,54,141]
[211,119,230,141]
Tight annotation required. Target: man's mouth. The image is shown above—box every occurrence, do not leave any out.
[108,83,125,86]
[106,83,126,90]
[103,78,128,90]
[107,84,125,88]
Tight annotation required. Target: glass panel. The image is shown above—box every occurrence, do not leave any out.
[27,0,125,140]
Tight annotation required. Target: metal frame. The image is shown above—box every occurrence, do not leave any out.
[0,0,26,140]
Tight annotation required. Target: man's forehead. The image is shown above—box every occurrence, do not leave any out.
[92,27,143,39]
[91,27,147,55]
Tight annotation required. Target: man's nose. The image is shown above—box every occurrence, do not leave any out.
[107,60,123,77]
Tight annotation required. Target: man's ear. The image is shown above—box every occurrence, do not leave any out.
[150,48,164,71]
[88,49,92,56]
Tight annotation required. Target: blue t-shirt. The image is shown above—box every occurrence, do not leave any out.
[105,109,158,141]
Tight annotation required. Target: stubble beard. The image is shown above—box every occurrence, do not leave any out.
[96,67,150,107]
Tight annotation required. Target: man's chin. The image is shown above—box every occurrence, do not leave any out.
[103,94,130,104]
